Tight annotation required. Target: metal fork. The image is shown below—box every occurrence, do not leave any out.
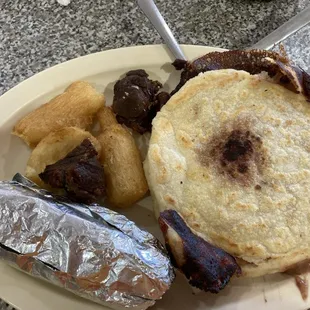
[137,0,186,60]
[138,0,310,56]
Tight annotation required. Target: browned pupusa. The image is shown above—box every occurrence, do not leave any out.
[144,69,310,277]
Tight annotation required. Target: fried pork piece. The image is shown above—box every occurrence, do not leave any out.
[25,127,101,188]
[112,69,170,134]
[172,49,310,99]
[40,139,105,203]
[13,81,105,147]
[159,210,241,293]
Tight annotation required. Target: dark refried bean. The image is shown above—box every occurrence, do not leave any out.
[112,69,170,134]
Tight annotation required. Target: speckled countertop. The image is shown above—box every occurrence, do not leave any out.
[272,22,310,70]
[1,1,310,309]
[0,0,310,96]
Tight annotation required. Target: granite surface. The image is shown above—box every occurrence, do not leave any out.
[1,1,310,310]
[272,23,310,71]
[0,0,309,96]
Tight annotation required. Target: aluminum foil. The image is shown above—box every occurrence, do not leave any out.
[0,174,174,310]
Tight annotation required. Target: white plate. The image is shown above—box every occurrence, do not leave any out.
[0,45,308,310]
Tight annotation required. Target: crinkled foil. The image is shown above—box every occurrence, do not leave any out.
[0,174,174,310]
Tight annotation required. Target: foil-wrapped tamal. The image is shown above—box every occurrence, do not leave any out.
[0,174,174,310]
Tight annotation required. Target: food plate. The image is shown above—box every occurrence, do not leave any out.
[0,44,308,310]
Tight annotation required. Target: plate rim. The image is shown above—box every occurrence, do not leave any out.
[0,43,308,310]
[0,44,226,125]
